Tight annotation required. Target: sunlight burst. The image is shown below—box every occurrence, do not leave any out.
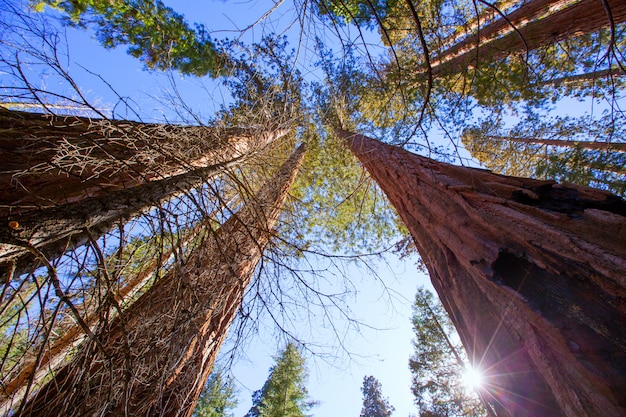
[461,367,484,391]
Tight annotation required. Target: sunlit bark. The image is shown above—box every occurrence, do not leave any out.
[0,108,287,214]
[431,0,626,76]
[479,135,626,152]
[343,130,626,417]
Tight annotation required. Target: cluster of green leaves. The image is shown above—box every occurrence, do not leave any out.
[290,129,406,254]
[214,36,305,129]
[33,0,225,76]
[193,369,238,417]
[410,287,487,417]
[245,343,314,417]
[360,375,395,417]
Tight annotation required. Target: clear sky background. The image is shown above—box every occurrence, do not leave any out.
[22,1,443,415]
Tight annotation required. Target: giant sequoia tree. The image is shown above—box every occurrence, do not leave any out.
[11,144,305,417]
[0,108,287,277]
[343,130,626,417]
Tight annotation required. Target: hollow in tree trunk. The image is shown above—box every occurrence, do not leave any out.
[342,130,626,417]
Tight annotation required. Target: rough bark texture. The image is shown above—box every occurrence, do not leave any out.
[0,126,286,277]
[0,108,287,215]
[12,144,305,417]
[0,218,209,414]
[431,0,626,76]
[342,130,626,417]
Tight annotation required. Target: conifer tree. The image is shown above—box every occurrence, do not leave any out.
[359,375,394,417]
[192,369,238,417]
[409,287,488,417]
[245,343,313,417]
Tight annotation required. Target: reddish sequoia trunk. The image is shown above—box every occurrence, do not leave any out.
[13,144,306,417]
[430,0,626,76]
[435,0,518,54]
[341,130,626,417]
[483,135,626,152]
[0,108,287,215]
[0,215,215,414]
[0,127,285,277]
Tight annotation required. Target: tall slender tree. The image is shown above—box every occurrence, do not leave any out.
[245,343,313,417]
[11,144,306,417]
[342,130,626,417]
[192,369,238,417]
[0,115,286,277]
[409,287,488,417]
[359,375,394,417]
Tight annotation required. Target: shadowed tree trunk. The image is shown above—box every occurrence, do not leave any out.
[0,108,287,215]
[474,135,626,152]
[11,143,306,417]
[341,130,626,417]
[430,0,626,76]
[0,125,286,277]
[0,211,223,413]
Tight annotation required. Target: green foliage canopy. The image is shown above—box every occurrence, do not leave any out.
[33,0,225,76]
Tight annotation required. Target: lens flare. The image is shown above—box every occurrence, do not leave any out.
[462,367,484,391]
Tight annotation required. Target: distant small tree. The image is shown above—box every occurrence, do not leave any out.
[245,343,313,417]
[359,375,394,417]
[409,287,487,417]
[192,369,238,417]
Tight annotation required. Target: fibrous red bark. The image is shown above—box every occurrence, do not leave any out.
[11,144,305,417]
[0,116,286,277]
[0,108,287,215]
[431,0,626,76]
[342,130,626,417]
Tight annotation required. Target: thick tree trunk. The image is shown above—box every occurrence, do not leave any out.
[12,144,306,417]
[483,135,626,152]
[0,128,286,277]
[0,214,218,413]
[435,0,518,54]
[342,130,626,417]
[0,108,287,215]
[431,0,626,76]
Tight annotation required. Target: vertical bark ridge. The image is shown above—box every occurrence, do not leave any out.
[342,130,626,417]
[12,144,306,417]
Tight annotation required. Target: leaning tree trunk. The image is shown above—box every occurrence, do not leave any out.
[482,135,626,152]
[12,144,306,417]
[341,130,626,417]
[0,108,287,215]
[0,208,225,413]
[0,127,286,278]
[430,0,626,76]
